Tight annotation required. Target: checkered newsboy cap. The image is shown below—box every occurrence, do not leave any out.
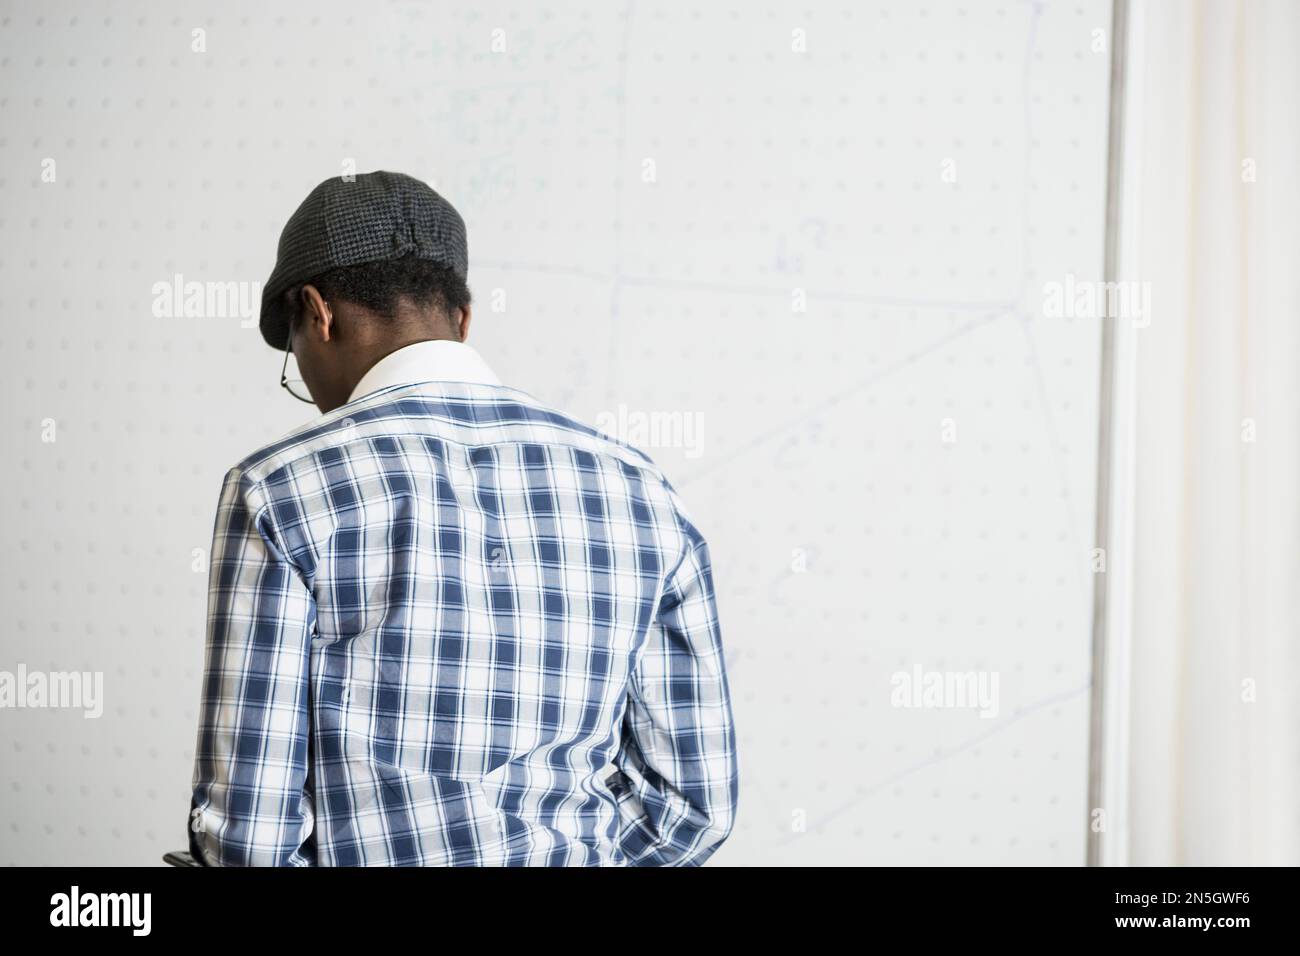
[258,170,469,350]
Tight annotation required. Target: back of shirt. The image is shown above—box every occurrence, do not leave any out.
[189,380,738,866]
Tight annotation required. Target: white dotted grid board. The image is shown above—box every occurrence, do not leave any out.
[0,0,1111,865]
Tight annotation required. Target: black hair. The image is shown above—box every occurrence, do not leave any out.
[284,255,471,328]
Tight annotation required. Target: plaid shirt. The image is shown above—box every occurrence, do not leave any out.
[188,367,738,866]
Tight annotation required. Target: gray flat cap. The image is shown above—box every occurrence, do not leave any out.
[259,170,468,350]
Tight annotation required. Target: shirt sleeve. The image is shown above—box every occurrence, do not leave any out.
[188,467,317,866]
[608,521,740,866]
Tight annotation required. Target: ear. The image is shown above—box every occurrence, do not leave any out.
[455,304,473,342]
[299,284,335,343]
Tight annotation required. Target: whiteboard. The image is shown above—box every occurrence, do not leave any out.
[0,0,1111,865]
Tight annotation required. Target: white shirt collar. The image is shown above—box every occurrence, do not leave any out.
[347,340,501,403]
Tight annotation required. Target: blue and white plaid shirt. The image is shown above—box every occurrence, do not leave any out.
[189,342,738,866]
